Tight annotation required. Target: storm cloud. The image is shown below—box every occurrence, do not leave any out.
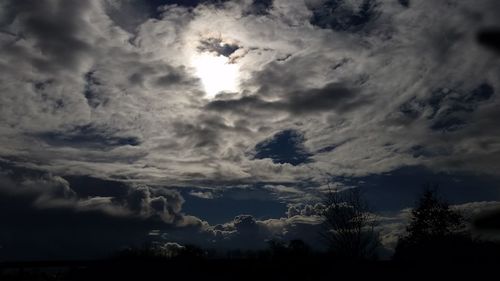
[1,0,500,259]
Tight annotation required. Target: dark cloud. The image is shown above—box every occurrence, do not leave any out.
[198,37,240,57]
[1,0,500,259]
[2,0,94,73]
[199,214,323,250]
[207,82,369,116]
[243,0,274,16]
[154,72,187,87]
[0,193,160,260]
[205,95,276,115]
[308,0,379,32]
[172,120,220,149]
[121,185,184,223]
[287,82,369,114]
[316,139,350,154]
[105,0,224,33]
[0,166,152,260]
[147,0,227,9]
[398,0,410,8]
[0,163,206,260]
[477,28,500,54]
[36,124,141,150]
[148,0,202,8]
[104,1,152,33]
[399,83,494,132]
[83,71,105,109]
[233,214,258,231]
[125,63,197,89]
[105,0,226,28]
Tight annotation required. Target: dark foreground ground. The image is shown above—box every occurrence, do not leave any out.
[1,258,499,281]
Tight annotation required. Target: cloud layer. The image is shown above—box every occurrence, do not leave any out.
[1,0,500,259]
[1,0,499,187]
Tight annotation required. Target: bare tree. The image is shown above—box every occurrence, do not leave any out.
[320,188,380,260]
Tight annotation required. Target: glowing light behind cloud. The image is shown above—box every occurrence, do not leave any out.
[191,53,240,98]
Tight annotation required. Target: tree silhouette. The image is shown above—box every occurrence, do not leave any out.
[267,238,288,259]
[394,186,469,261]
[287,239,311,257]
[320,188,380,260]
[407,187,464,239]
[266,239,311,260]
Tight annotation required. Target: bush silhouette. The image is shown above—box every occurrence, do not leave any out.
[266,239,312,260]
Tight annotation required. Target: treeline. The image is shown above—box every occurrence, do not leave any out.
[114,186,500,263]
[2,186,500,280]
[114,238,318,262]
[320,186,500,262]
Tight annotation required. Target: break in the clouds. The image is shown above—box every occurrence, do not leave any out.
[1,0,500,259]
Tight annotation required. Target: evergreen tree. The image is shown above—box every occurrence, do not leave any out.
[394,186,469,261]
[405,188,464,241]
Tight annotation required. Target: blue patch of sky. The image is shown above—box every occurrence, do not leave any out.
[253,130,313,166]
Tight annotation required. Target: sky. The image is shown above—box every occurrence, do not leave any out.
[1,0,500,260]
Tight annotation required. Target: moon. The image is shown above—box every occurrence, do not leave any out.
[191,53,240,99]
